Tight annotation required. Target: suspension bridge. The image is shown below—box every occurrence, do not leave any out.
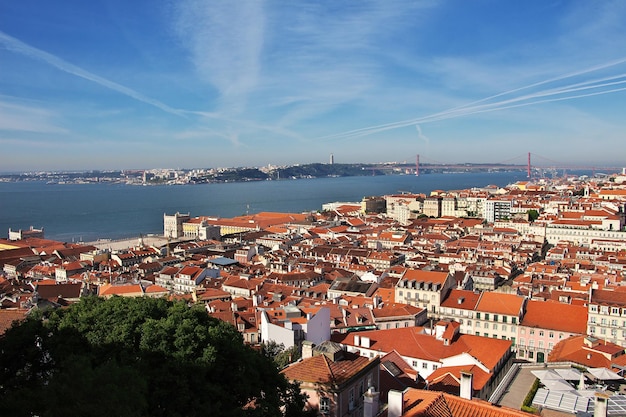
[373,153,624,179]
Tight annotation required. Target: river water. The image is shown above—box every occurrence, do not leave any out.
[0,171,529,242]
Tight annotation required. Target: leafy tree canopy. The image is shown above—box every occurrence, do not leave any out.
[0,296,308,417]
[527,209,540,222]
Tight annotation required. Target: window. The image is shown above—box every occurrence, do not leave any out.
[485,313,490,320]
[590,305,598,313]
[476,312,481,319]
[493,323,498,330]
[559,333,564,339]
[467,320,472,326]
[502,325,507,332]
[399,291,403,296]
[549,332,554,339]
[539,331,544,337]
[412,360,418,367]
[512,317,517,324]
[422,363,428,369]
[432,364,438,370]
[484,333,489,337]
[494,314,499,322]
[530,329,535,335]
[511,337,516,346]
[502,316,508,323]
[320,397,330,414]
[476,322,481,328]
[349,388,355,411]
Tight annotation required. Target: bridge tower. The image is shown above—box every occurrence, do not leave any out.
[416,154,420,176]
[527,152,531,178]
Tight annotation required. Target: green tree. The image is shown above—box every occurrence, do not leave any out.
[527,209,540,222]
[0,296,308,417]
[262,341,301,369]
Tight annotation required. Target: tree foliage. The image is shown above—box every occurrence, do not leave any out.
[527,209,540,222]
[262,341,301,369]
[0,296,309,417]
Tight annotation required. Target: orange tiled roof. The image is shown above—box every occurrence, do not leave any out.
[333,327,510,372]
[399,388,534,417]
[0,309,28,335]
[475,292,524,316]
[281,352,375,386]
[402,269,449,285]
[521,300,587,334]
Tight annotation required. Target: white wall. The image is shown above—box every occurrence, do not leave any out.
[304,307,331,345]
[260,311,296,348]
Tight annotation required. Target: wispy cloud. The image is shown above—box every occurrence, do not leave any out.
[0,99,66,133]
[315,56,626,142]
[0,30,187,118]
[171,0,265,113]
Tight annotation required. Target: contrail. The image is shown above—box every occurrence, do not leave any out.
[318,58,626,142]
[0,30,186,118]
[325,83,626,142]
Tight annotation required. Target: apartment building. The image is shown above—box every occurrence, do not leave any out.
[587,288,626,348]
[394,269,455,316]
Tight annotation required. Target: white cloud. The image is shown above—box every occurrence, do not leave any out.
[0,99,66,134]
[171,0,265,113]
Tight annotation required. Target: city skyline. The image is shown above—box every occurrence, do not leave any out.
[2,1,626,171]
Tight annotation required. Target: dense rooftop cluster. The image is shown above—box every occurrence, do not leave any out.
[3,172,626,416]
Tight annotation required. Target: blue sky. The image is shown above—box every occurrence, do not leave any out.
[1,0,626,172]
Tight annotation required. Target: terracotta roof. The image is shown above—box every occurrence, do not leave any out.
[548,335,625,368]
[372,304,424,319]
[475,292,525,316]
[144,284,168,294]
[0,309,28,335]
[402,269,449,284]
[281,351,375,386]
[521,300,587,334]
[426,364,490,391]
[35,282,82,300]
[98,283,144,297]
[333,327,511,372]
[399,388,534,417]
[440,289,481,310]
[590,289,626,306]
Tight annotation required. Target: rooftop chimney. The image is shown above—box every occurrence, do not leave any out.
[363,387,380,417]
[594,393,610,417]
[302,341,314,360]
[387,389,406,417]
[460,371,473,400]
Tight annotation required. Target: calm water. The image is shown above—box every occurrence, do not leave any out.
[0,172,528,242]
